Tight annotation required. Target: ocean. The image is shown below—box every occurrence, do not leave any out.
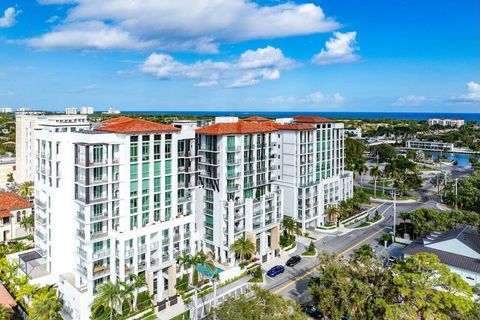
[123,111,480,122]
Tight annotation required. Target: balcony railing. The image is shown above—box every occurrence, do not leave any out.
[150,242,159,251]
[93,249,110,260]
[138,244,147,254]
[90,230,108,240]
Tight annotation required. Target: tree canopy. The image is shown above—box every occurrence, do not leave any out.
[308,252,477,320]
[209,286,308,320]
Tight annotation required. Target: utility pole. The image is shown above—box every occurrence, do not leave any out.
[392,188,396,243]
[455,178,458,209]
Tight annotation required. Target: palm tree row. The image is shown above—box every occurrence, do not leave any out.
[91,273,148,320]
[177,249,216,288]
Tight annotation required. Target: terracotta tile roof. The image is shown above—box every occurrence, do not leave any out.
[0,192,31,211]
[293,116,334,123]
[0,282,17,312]
[242,116,270,122]
[264,122,316,131]
[196,121,278,135]
[0,210,12,218]
[95,117,180,134]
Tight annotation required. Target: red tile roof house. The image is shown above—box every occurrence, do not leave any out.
[0,192,33,243]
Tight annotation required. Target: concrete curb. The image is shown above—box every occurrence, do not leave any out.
[370,197,418,204]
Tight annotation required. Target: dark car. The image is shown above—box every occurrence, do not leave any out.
[301,305,322,319]
[266,265,285,277]
[286,255,301,267]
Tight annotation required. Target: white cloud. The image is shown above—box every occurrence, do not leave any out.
[46,15,60,24]
[0,7,19,28]
[449,81,480,103]
[312,31,360,65]
[140,46,296,88]
[393,95,426,106]
[28,0,339,51]
[268,91,345,105]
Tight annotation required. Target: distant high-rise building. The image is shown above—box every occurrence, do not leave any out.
[80,107,94,115]
[0,107,13,113]
[65,107,78,115]
[15,112,90,182]
[105,107,120,114]
[428,118,464,128]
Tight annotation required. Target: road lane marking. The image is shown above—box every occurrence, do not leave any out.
[272,227,386,295]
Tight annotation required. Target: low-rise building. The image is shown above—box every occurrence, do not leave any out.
[403,227,480,286]
[0,192,33,242]
[406,140,454,151]
[428,118,465,128]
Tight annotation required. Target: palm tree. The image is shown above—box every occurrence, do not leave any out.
[6,172,14,183]
[195,250,215,284]
[325,205,340,224]
[18,181,34,198]
[354,160,368,186]
[369,166,381,197]
[20,215,35,234]
[229,237,256,265]
[29,290,63,320]
[177,251,194,286]
[128,273,146,311]
[281,216,299,238]
[91,281,124,320]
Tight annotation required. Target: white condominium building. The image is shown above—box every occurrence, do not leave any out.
[13,117,198,319]
[273,116,353,231]
[65,107,78,115]
[15,112,90,182]
[80,107,94,115]
[428,118,465,128]
[196,117,283,265]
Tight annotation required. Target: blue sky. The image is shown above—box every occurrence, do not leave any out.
[0,0,478,112]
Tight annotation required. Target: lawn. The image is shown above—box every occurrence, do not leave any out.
[360,187,419,201]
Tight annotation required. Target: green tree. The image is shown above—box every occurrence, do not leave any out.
[0,304,12,320]
[354,159,368,185]
[345,137,365,171]
[281,216,300,237]
[91,281,124,320]
[17,181,34,198]
[392,253,474,319]
[325,205,340,224]
[6,173,14,183]
[209,286,307,320]
[29,290,63,320]
[371,143,396,162]
[229,237,256,265]
[177,251,194,286]
[20,215,34,234]
[353,244,374,261]
[369,166,381,197]
[127,273,146,311]
[195,250,215,283]
[384,157,421,196]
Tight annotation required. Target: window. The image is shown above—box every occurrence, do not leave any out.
[130,198,138,214]
[142,195,149,212]
[165,142,171,158]
[154,193,161,209]
[130,181,138,197]
[165,192,171,206]
[142,179,149,195]
[154,178,161,193]
[130,164,138,180]
[154,141,161,160]
[142,142,150,161]
[130,143,138,162]
[165,176,171,191]
[165,160,172,174]
[93,146,104,163]
[142,163,149,178]
[227,136,235,151]
[154,161,161,176]
[130,215,138,230]
[165,207,171,221]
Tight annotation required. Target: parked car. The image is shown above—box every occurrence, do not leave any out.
[266,265,285,277]
[286,255,302,267]
[301,305,322,319]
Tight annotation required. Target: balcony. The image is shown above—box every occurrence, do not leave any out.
[244,182,254,189]
[151,258,159,266]
[92,265,110,278]
[150,241,159,251]
[234,226,245,233]
[76,212,85,222]
[199,145,219,153]
[77,265,87,277]
[125,248,134,258]
[227,184,240,192]
[35,199,47,210]
[162,254,170,262]
[199,158,220,166]
[178,195,192,204]
[76,229,85,240]
[91,213,108,222]
[253,223,262,230]
[244,169,254,175]
[90,230,108,240]
[173,234,180,242]
[204,196,214,202]
[138,244,147,254]
[77,247,87,259]
[204,221,214,229]
[162,238,170,246]
[184,231,191,239]
[226,158,241,165]
[257,167,267,173]
[93,249,110,260]
[227,145,242,152]
[205,234,213,241]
